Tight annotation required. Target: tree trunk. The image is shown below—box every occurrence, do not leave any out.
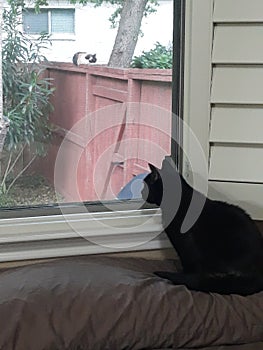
[108,0,148,68]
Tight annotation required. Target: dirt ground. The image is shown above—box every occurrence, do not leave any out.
[0,175,62,207]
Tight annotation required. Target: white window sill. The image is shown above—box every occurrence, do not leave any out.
[24,34,76,41]
[0,207,170,262]
[50,34,76,41]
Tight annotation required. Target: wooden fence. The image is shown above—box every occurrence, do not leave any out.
[37,63,172,202]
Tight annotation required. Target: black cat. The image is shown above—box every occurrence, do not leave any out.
[142,156,263,295]
[72,52,97,66]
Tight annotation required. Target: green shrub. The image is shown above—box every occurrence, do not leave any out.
[1,0,55,195]
[131,42,173,69]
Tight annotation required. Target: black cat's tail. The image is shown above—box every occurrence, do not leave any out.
[198,273,263,296]
[155,271,263,296]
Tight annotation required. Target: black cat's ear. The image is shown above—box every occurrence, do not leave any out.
[148,163,160,181]
[162,156,176,171]
[149,163,155,172]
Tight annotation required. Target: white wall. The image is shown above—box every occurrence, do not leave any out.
[22,1,173,64]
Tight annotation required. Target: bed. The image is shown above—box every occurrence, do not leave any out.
[0,256,262,349]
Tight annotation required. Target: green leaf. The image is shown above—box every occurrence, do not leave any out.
[2,1,54,193]
[131,41,173,69]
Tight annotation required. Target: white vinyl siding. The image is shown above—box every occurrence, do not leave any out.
[208,0,263,219]
[212,26,263,64]
[210,107,263,144]
[209,146,263,183]
[208,182,263,221]
[211,67,263,104]
[213,0,263,23]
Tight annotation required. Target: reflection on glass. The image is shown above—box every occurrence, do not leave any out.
[1,0,174,207]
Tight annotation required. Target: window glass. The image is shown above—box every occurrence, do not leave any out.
[23,9,48,34]
[51,9,75,34]
[1,0,176,210]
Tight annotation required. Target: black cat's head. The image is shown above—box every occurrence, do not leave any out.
[142,156,178,206]
[85,53,97,63]
[141,163,163,206]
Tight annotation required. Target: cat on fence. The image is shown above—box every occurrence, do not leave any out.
[142,156,263,296]
[72,52,97,66]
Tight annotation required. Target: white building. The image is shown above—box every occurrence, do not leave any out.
[4,0,173,64]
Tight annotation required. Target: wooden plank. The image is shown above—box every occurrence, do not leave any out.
[209,145,263,182]
[93,85,128,102]
[214,0,263,22]
[211,67,263,104]
[208,181,263,219]
[213,25,263,64]
[210,107,263,143]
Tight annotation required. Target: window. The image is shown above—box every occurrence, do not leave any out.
[23,10,48,34]
[23,8,75,35]
[0,0,197,261]
[51,9,75,34]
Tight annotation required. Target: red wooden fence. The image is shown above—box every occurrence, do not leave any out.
[38,63,172,202]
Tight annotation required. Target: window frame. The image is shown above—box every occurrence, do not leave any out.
[182,0,213,178]
[0,0,214,262]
